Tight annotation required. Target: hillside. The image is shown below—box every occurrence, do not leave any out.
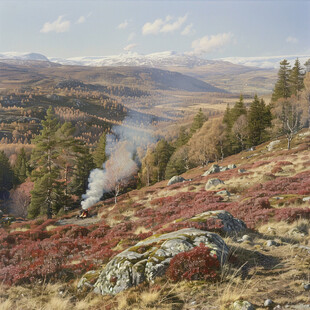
[0,61,226,93]
[1,130,309,309]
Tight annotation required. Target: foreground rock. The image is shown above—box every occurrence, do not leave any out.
[230,300,255,310]
[189,210,247,235]
[167,175,186,186]
[89,228,229,295]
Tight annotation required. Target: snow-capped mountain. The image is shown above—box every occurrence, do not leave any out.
[0,52,49,61]
[220,55,310,69]
[49,51,213,68]
[0,51,308,69]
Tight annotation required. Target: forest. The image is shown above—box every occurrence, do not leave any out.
[0,58,309,220]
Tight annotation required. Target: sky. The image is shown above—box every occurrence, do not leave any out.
[0,0,309,59]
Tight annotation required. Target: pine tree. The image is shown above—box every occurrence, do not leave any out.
[248,95,272,146]
[29,107,60,219]
[14,148,28,184]
[289,58,304,98]
[272,59,291,102]
[0,151,14,199]
[55,122,78,210]
[165,146,190,179]
[71,143,95,196]
[93,132,107,168]
[231,95,247,122]
[154,139,175,181]
[190,108,207,135]
[175,126,189,148]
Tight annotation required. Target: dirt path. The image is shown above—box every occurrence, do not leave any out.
[56,215,102,227]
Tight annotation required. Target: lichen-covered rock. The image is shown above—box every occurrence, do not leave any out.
[230,300,255,310]
[267,140,280,151]
[78,270,101,291]
[216,190,231,197]
[91,228,229,295]
[202,164,220,176]
[228,164,237,169]
[167,175,186,186]
[205,178,224,190]
[189,210,247,235]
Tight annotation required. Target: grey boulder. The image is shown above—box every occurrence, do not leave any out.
[167,175,186,186]
[90,228,229,295]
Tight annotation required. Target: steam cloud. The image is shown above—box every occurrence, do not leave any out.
[81,114,154,210]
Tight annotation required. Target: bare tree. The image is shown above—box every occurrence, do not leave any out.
[279,98,303,149]
[232,115,248,151]
[105,143,138,204]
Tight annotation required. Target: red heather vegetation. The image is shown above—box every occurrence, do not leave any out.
[167,243,220,282]
[0,137,309,286]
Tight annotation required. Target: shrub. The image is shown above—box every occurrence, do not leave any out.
[167,243,220,282]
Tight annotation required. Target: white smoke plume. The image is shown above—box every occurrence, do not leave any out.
[81,113,154,210]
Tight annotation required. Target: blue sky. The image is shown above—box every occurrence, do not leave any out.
[0,0,309,59]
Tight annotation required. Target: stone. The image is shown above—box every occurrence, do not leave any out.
[167,175,186,186]
[202,164,221,176]
[216,190,231,197]
[267,140,280,151]
[78,270,101,291]
[205,178,224,190]
[266,240,278,247]
[264,299,274,307]
[189,210,247,235]
[220,167,230,172]
[302,196,310,202]
[303,283,310,291]
[89,228,229,295]
[238,169,247,173]
[228,164,237,169]
[230,300,255,310]
[242,235,251,242]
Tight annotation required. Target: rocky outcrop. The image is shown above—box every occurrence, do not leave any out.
[205,178,224,190]
[202,164,237,176]
[167,175,186,186]
[267,140,280,151]
[202,164,221,176]
[189,210,247,235]
[88,228,229,295]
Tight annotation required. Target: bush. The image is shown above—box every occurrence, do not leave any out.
[167,243,220,282]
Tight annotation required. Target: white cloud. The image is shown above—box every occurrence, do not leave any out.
[142,15,187,35]
[118,20,129,30]
[128,32,136,41]
[77,16,86,24]
[181,23,195,36]
[191,33,233,54]
[160,15,187,33]
[286,36,299,44]
[40,16,70,33]
[124,43,137,51]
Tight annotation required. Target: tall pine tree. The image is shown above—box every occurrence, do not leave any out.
[0,151,14,199]
[14,148,28,184]
[248,95,272,146]
[29,107,60,219]
[190,108,207,135]
[272,59,291,102]
[93,132,107,168]
[289,58,304,99]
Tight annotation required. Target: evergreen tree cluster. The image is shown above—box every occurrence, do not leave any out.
[28,107,98,218]
[223,94,272,154]
[272,59,305,102]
